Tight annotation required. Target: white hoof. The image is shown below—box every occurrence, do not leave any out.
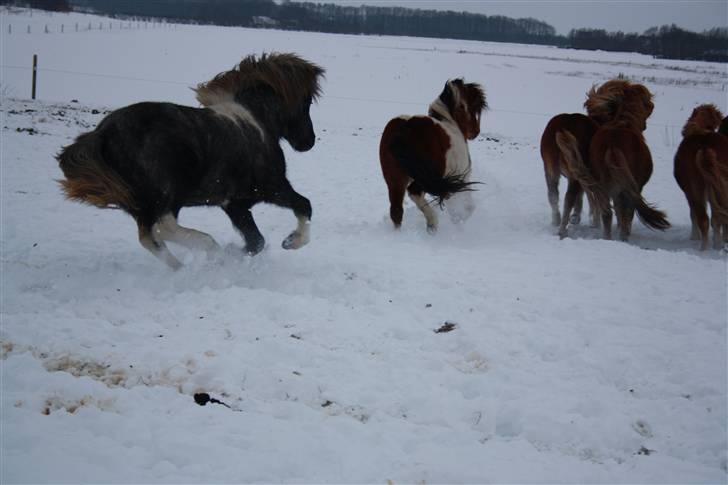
[282,231,309,250]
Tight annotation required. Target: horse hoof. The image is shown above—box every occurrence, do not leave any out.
[569,215,581,225]
[282,231,309,250]
[245,239,265,256]
[426,224,437,235]
[558,229,568,239]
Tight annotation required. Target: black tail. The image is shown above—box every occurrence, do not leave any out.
[389,136,478,206]
[56,132,137,211]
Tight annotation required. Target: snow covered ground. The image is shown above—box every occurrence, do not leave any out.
[1,7,727,483]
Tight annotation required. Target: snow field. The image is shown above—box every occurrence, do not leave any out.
[1,7,727,483]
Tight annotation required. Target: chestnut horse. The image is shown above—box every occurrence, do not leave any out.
[58,53,324,268]
[543,80,639,238]
[674,104,728,250]
[379,79,487,232]
[562,80,669,241]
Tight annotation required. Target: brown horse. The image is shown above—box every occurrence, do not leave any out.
[674,104,728,250]
[564,80,669,241]
[379,79,487,232]
[541,113,598,232]
[541,80,631,237]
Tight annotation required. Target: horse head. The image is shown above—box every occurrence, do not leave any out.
[194,52,325,152]
[585,79,653,131]
[440,79,487,140]
[682,104,724,137]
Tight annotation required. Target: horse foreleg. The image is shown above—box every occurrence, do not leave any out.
[137,221,183,270]
[156,213,220,254]
[408,183,439,234]
[223,201,265,255]
[266,181,312,250]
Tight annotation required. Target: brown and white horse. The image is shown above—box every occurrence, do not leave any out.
[379,79,487,232]
[674,104,728,250]
[542,80,634,238]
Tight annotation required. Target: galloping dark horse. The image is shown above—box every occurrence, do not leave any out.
[57,53,325,269]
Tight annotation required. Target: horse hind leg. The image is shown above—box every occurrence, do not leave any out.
[586,192,602,228]
[710,209,724,250]
[615,193,635,242]
[137,220,183,270]
[570,190,584,225]
[408,182,439,234]
[387,183,406,229]
[558,179,581,239]
[545,171,560,226]
[156,213,220,255]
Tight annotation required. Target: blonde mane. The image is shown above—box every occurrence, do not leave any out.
[584,79,654,130]
[194,53,325,109]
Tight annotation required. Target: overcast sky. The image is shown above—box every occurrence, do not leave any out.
[320,1,727,35]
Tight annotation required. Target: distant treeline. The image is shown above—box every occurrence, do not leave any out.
[5,0,727,62]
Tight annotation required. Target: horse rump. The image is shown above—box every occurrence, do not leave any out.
[554,130,610,214]
[605,148,670,231]
[696,148,728,223]
[388,134,477,207]
[56,132,136,212]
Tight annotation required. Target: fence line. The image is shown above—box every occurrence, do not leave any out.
[3,20,171,35]
[0,63,686,129]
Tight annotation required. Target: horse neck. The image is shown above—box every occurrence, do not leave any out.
[428,99,467,139]
[233,91,285,141]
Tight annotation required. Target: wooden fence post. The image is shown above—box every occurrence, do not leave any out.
[32,54,38,100]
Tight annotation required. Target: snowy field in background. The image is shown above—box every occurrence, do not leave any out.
[1,7,727,483]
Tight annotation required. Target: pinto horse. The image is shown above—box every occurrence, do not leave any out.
[580,80,670,241]
[379,79,487,232]
[57,53,324,269]
[674,104,728,250]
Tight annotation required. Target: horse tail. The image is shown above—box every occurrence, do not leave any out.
[554,130,610,214]
[389,136,478,206]
[605,148,670,231]
[56,132,137,211]
[696,148,728,222]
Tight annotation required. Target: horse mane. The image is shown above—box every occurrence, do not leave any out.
[584,79,654,129]
[453,79,488,115]
[682,104,724,137]
[194,52,325,110]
